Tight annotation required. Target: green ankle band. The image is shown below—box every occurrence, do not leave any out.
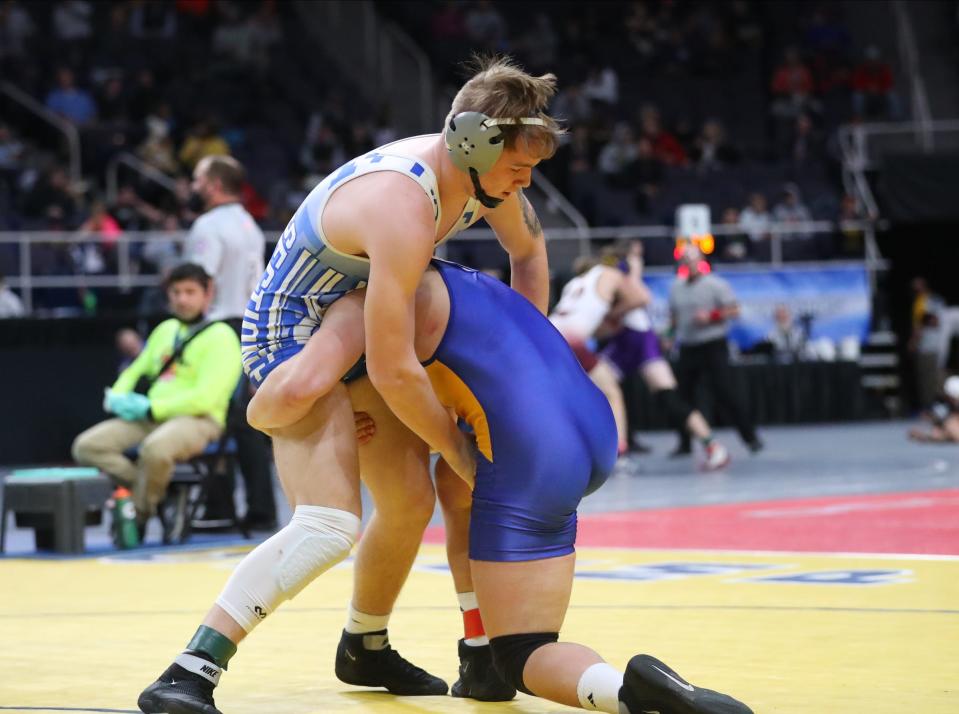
[186,626,238,669]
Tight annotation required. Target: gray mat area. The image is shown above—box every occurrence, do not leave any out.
[2,420,956,555]
[582,420,959,513]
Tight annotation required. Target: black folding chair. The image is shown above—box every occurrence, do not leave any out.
[157,380,251,544]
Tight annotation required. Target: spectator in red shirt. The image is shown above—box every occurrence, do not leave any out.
[431,0,466,42]
[75,198,123,274]
[772,46,814,97]
[770,46,816,122]
[79,198,122,240]
[639,105,687,167]
[851,45,901,119]
[240,181,269,222]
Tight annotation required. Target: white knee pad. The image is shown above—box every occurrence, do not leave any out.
[216,505,360,632]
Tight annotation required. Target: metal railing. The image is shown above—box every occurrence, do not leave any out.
[0,220,886,315]
[1,82,82,184]
[892,0,934,148]
[105,152,178,205]
[530,170,591,254]
[837,118,959,222]
[838,2,946,224]
[292,0,434,134]
[838,119,959,170]
[381,22,434,131]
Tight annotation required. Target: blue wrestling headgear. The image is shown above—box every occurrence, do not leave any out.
[444,111,546,209]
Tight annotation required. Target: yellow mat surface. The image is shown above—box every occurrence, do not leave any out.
[1,545,956,713]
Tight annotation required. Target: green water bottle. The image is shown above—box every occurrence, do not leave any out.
[111,487,140,549]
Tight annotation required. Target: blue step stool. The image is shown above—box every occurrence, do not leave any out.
[1,467,113,554]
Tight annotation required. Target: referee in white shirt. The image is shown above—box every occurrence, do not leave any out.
[184,155,277,530]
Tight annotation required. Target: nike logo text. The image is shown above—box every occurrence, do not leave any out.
[651,664,694,692]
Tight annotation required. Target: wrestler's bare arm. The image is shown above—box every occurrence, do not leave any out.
[246,292,367,432]
[485,189,550,314]
[356,183,475,482]
[611,271,652,319]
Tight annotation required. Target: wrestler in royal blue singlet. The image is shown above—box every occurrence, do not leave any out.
[427,260,618,562]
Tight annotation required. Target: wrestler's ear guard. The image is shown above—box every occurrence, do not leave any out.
[445,112,546,175]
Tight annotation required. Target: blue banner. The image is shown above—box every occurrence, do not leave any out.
[642,266,871,350]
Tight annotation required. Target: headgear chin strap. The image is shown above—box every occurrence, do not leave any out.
[445,112,547,207]
[468,167,503,209]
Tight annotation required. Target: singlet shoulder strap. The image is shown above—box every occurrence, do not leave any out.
[327,149,441,229]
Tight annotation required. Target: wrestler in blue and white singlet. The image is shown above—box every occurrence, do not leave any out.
[241,143,485,385]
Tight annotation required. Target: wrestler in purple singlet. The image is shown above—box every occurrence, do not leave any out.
[599,308,663,378]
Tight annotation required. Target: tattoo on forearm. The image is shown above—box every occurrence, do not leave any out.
[519,190,543,239]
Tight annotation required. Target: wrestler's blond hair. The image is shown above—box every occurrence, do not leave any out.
[449,55,564,159]
[572,254,600,275]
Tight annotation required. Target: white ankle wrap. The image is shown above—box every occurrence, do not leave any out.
[174,652,222,685]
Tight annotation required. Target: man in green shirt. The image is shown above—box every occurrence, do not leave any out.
[72,263,242,525]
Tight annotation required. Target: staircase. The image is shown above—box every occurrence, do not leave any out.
[859,330,903,417]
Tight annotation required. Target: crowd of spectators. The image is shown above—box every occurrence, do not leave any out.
[383,0,884,261]
[0,0,895,317]
[0,0,392,314]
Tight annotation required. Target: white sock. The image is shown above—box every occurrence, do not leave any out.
[576,662,624,713]
[456,591,489,646]
[456,591,479,611]
[345,604,390,635]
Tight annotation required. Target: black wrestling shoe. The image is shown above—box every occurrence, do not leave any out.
[138,662,222,714]
[335,629,448,695]
[450,639,516,701]
[619,654,753,714]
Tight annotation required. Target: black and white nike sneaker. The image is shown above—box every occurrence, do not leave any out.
[619,654,753,714]
[138,653,223,714]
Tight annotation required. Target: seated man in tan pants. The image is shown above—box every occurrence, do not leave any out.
[72,262,242,528]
